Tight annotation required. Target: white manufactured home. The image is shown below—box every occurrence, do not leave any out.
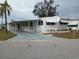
[8,16,79,33]
[61,18,79,30]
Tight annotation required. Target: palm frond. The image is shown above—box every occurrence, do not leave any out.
[4,0,12,10]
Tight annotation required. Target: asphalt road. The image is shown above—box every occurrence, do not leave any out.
[0,39,79,59]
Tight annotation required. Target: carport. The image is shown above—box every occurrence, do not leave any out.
[9,20,38,32]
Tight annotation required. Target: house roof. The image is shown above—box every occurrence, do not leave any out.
[9,19,39,24]
[40,16,60,22]
[9,16,79,24]
[61,17,79,21]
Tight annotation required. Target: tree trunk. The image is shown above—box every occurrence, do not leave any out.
[5,8,8,32]
[1,16,3,28]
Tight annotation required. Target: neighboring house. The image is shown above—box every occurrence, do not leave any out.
[8,16,79,33]
[61,18,79,30]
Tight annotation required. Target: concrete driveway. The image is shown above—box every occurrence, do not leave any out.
[6,32,65,42]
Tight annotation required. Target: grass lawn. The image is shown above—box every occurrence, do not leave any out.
[0,29,16,41]
[53,30,79,39]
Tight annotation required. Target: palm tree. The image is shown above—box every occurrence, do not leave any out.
[0,0,12,32]
[0,6,4,28]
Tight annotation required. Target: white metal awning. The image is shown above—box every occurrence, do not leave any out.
[61,20,69,23]
[40,16,60,22]
[68,22,78,25]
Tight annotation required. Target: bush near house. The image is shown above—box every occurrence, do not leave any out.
[53,30,79,39]
[0,29,16,41]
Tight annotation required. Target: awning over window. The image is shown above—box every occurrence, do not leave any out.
[59,21,68,24]
[40,16,60,22]
[68,22,78,25]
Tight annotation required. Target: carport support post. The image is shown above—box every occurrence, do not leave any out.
[12,23,13,31]
[14,23,16,32]
[22,24,23,31]
[33,21,34,32]
[28,20,30,30]
[36,20,38,32]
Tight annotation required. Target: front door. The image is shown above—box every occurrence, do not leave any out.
[17,24,20,31]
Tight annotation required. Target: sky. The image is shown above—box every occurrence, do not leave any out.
[0,0,79,23]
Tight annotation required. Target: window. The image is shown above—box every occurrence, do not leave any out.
[38,21,43,25]
[46,22,55,25]
[68,25,78,27]
[59,21,68,25]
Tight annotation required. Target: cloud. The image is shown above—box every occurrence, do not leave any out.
[55,0,79,18]
[0,0,79,23]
